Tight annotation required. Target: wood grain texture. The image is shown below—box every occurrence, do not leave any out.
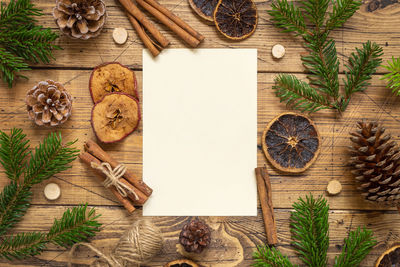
[1,0,400,266]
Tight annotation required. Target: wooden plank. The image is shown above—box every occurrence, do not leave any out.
[5,0,395,73]
[0,205,398,266]
[1,70,400,211]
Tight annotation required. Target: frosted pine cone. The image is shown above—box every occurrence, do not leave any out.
[349,121,400,206]
[53,0,107,40]
[26,80,72,127]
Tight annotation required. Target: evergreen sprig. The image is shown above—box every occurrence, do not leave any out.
[382,56,400,95]
[0,129,102,260]
[0,0,60,87]
[252,195,376,267]
[268,0,383,113]
[0,205,101,260]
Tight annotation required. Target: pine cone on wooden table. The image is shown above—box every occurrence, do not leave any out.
[26,80,72,127]
[349,121,400,206]
[179,219,211,254]
[53,0,107,40]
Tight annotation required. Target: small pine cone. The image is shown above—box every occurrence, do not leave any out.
[53,0,107,40]
[349,121,400,206]
[179,219,211,254]
[26,80,72,127]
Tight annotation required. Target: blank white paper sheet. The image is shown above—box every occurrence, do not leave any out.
[143,49,257,216]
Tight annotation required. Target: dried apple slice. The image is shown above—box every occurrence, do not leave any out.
[89,62,138,103]
[91,93,140,143]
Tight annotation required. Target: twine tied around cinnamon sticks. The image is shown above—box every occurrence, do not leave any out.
[80,140,153,213]
[90,162,139,200]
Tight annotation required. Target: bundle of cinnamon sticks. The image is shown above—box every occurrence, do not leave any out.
[80,140,152,213]
[118,0,204,57]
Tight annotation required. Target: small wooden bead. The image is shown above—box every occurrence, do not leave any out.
[44,183,61,201]
[272,44,286,59]
[327,180,342,195]
[113,28,128,45]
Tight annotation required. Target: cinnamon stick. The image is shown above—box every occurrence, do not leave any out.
[127,13,160,57]
[79,152,135,213]
[142,0,204,42]
[118,0,170,48]
[84,140,153,197]
[80,152,148,206]
[136,0,201,48]
[255,167,278,245]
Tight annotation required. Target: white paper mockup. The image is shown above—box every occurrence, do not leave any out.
[143,49,257,216]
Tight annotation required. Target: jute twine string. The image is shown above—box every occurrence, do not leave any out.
[91,162,139,200]
[68,220,163,267]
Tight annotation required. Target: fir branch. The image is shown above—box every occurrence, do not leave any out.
[0,130,79,236]
[269,0,383,113]
[302,36,340,98]
[300,0,329,29]
[342,41,383,108]
[273,74,333,112]
[325,0,362,32]
[290,195,329,267]
[0,205,102,260]
[334,227,376,267]
[268,0,307,36]
[0,47,29,87]
[253,245,295,267]
[382,56,400,95]
[0,0,60,87]
[0,128,29,181]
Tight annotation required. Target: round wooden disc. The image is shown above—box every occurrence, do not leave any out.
[326,180,342,195]
[272,44,285,59]
[262,112,321,173]
[113,28,128,45]
[44,183,61,201]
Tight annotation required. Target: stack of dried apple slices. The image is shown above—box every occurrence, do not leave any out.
[89,62,141,143]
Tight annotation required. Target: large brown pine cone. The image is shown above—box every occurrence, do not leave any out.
[53,0,107,40]
[26,80,72,127]
[349,121,400,206]
[179,219,211,254]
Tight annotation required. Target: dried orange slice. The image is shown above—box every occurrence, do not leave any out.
[165,259,199,267]
[375,244,400,267]
[188,0,219,21]
[214,0,258,40]
[262,112,320,173]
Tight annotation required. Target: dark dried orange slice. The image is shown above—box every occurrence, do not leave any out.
[188,0,219,21]
[262,112,320,173]
[375,244,400,267]
[165,259,199,267]
[214,0,258,40]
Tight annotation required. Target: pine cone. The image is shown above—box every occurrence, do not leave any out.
[349,121,400,206]
[26,80,72,127]
[179,219,211,254]
[53,0,107,40]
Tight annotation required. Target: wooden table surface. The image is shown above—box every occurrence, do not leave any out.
[1,0,400,266]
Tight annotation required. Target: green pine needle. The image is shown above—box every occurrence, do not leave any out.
[252,195,375,267]
[0,0,60,87]
[273,74,333,112]
[382,56,400,95]
[268,0,383,113]
[290,195,329,267]
[334,227,376,267]
[253,245,295,267]
[0,205,102,260]
[0,129,79,237]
